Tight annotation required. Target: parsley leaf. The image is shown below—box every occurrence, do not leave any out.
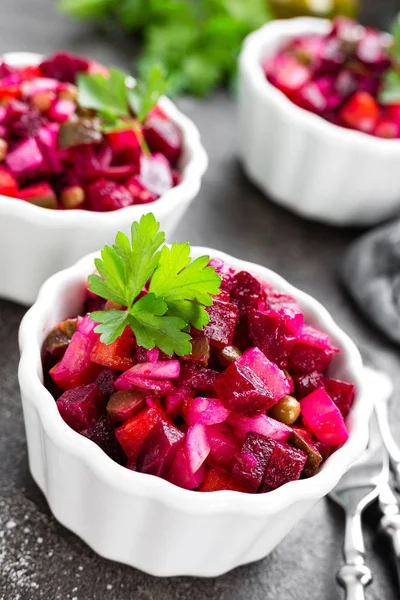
[59,0,272,97]
[128,293,191,355]
[128,64,168,123]
[91,310,130,344]
[149,243,221,305]
[379,70,400,104]
[88,214,221,355]
[77,64,168,132]
[78,67,130,117]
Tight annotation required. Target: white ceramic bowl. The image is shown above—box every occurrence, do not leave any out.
[0,52,207,306]
[19,248,371,577]
[238,18,400,226]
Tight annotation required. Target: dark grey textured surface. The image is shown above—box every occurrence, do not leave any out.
[0,1,400,599]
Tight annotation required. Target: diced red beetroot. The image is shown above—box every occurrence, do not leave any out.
[178,363,219,392]
[17,66,42,82]
[202,299,238,348]
[139,153,173,197]
[227,412,292,443]
[137,420,185,477]
[232,432,275,493]
[263,288,300,311]
[293,81,327,114]
[185,423,210,472]
[301,388,349,447]
[0,82,21,101]
[90,337,136,371]
[374,119,400,139]
[95,368,115,397]
[339,92,379,134]
[5,137,44,179]
[267,54,311,97]
[260,442,307,493]
[49,331,101,391]
[165,387,192,420]
[24,77,61,97]
[56,383,105,432]
[294,371,325,398]
[323,377,355,417]
[356,30,391,70]
[18,181,57,208]
[5,99,28,123]
[238,347,291,402]
[107,389,146,422]
[9,107,46,139]
[81,415,125,464]
[214,362,276,416]
[248,309,296,367]
[207,422,240,470]
[77,313,98,339]
[185,396,230,426]
[47,98,76,123]
[299,325,336,350]
[126,175,158,204]
[166,447,206,490]
[86,179,133,212]
[144,117,182,164]
[0,62,15,79]
[230,271,263,323]
[107,128,141,157]
[118,360,180,380]
[288,340,338,375]
[40,51,91,83]
[0,170,18,197]
[37,123,62,173]
[115,373,174,395]
[115,403,164,464]
[65,145,102,183]
[198,467,233,492]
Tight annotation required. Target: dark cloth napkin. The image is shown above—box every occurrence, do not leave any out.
[343,219,400,345]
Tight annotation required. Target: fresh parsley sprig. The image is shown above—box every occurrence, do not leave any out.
[59,0,272,97]
[89,214,221,356]
[77,64,168,129]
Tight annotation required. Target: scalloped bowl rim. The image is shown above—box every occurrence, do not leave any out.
[0,52,208,225]
[19,248,370,517]
[240,17,400,153]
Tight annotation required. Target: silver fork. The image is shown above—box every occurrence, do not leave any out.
[329,369,389,600]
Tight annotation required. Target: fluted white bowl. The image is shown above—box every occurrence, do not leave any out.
[238,18,400,226]
[0,52,207,306]
[18,248,371,576]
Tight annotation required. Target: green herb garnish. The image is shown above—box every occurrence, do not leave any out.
[379,16,400,105]
[77,64,168,127]
[59,0,272,97]
[89,214,221,356]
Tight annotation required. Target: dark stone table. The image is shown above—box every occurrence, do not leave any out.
[1,1,400,598]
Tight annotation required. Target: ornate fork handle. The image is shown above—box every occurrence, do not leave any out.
[337,511,372,600]
[337,564,372,600]
[380,514,400,587]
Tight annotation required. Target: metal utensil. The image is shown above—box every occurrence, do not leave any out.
[358,349,400,493]
[329,369,388,600]
[373,371,400,493]
[368,368,400,586]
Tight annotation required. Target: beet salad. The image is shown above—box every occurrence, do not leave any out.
[42,214,355,494]
[263,17,400,138]
[0,52,181,210]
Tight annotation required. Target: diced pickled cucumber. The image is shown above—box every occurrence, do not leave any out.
[288,431,322,477]
[58,117,102,148]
